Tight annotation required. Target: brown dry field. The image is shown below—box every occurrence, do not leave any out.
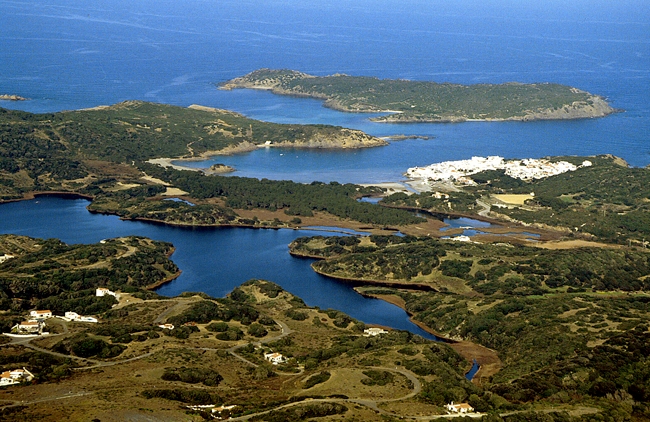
[493,193,533,205]
[1,284,470,421]
[533,239,622,250]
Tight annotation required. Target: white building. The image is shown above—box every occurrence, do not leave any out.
[96,287,118,298]
[64,312,98,323]
[446,402,474,414]
[0,254,14,264]
[406,156,586,187]
[264,352,287,365]
[15,320,41,334]
[0,368,34,386]
[158,323,175,330]
[363,327,388,337]
[30,310,52,319]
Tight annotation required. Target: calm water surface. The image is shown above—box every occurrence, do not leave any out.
[0,196,435,338]
[1,0,649,174]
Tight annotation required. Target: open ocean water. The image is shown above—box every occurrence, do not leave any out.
[1,0,649,181]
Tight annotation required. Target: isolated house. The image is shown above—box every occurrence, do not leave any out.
[0,368,34,386]
[96,287,117,298]
[64,312,98,323]
[446,402,474,414]
[363,327,388,337]
[263,352,287,365]
[158,323,175,330]
[65,311,80,320]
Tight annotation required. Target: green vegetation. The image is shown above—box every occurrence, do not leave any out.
[0,235,177,314]
[361,369,394,386]
[291,234,650,420]
[161,366,223,386]
[109,163,425,226]
[382,155,650,243]
[292,234,650,291]
[303,371,331,389]
[0,102,424,230]
[0,101,380,165]
[221,69,615,122]
[53,333,126,358]
[249,402,348,421]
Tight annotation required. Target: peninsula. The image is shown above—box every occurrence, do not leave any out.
[220,69,616,123]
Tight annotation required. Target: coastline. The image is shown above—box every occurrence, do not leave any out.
[220,70,617,123]
[356,290,502,384]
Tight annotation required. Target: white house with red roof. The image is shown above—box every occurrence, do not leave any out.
[445,402,474,414]
[96,287,118,298]
[0,368,34,386]
[30,310,52,319]
[263,352,287,365]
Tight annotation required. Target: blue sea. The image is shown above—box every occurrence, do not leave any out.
[1,0,649,183]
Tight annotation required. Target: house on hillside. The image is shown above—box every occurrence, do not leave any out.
[158,323,175,330]
[363,327,388,337]
[0,254,14,264]
[29,310,52,319]
[15,320,41,334]
[64,312,98,323]
[0,368,34,386]
[264,352,287,365]
[446,402,474,414]
[96,287,118,298]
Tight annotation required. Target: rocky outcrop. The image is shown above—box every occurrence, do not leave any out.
[0,94,27,101]
[517,95,616,121]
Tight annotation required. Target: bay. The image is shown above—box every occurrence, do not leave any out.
[0,0,648,174]
[0,196,436,339]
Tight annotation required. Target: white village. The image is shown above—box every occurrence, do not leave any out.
[406,156,592,186]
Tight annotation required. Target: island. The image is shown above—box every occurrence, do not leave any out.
[220,69,617,123]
